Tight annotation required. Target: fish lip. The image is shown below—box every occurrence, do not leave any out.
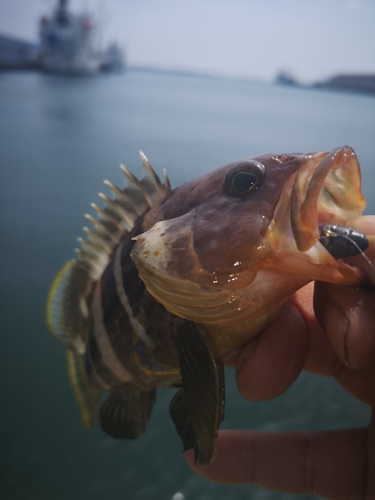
[268,145,366,285]
[290,145,366,253]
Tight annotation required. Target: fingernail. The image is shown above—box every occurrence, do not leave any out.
[324,306,350,367]
[237,338,258,371]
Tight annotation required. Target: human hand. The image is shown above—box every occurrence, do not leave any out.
[186,215,375,500]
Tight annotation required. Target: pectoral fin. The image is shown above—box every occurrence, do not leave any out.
[169,387,196,452]
[170,320,225,465]
[100,387,156,439]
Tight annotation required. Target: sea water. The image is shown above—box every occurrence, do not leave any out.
[1,69,374,500]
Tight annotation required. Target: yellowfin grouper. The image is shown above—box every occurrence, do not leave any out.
[47,146,369,465]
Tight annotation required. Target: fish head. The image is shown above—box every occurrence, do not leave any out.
[131,146,366,331]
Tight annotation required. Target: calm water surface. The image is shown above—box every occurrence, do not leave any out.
[1,70,375,500]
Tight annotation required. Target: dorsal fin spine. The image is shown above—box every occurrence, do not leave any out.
[74,249,104,276]
[139,151,164,196]
[98,193,135,230]
[84,214,120,245]
[82,227,113,254]
[163,169,171,192]
[90,203,127,235]
[76,237,108,263]
[120,164,154,207]
[47,155,171,351]
[103,180,143,217]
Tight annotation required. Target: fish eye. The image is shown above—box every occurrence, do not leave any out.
[223,160,265,197]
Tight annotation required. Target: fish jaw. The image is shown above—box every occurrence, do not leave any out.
[267,146,366,284]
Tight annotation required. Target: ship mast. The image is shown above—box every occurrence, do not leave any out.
[57,0,70,25]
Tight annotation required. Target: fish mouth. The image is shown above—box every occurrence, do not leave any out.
[269,145,366,282]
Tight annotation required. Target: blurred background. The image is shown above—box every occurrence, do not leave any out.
[0,1,374,499]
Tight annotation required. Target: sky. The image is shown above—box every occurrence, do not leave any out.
[0,0,374,83]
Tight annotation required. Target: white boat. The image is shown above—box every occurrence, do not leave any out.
[100,43,125,73]
[39,0,101,75]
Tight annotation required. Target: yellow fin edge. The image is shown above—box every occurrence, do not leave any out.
[66,349,96,428]
[46,260,73,335]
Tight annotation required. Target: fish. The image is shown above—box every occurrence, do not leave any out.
[47,146,368,465]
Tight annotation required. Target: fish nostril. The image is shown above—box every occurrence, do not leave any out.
[271,155,288,164]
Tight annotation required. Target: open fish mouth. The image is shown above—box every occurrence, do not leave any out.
[269,145,366,282]
[291,146,365,251]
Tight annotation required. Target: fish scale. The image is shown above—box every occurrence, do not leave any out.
[47,146,368,465]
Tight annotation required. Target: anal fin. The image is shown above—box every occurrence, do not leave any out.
[100,387,156,439]
[169,387,196,452]
[170,320,225,465]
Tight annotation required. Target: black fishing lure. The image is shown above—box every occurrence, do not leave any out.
[319,224,369,259]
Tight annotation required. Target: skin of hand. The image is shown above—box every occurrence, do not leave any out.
[186,215,375,500]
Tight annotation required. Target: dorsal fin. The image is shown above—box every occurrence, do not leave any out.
[46,152,171,352]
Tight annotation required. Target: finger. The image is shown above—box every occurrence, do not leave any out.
[236,300,308,401]
[290,282,339,376]
[347,215,375,286]
[335,361,375,406]
[348,215,375,238]
[314,281,375,371]
[186,427,368,499]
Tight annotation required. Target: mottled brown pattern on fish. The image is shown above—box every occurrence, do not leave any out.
[48,147,367,466]
[191,156,304,274]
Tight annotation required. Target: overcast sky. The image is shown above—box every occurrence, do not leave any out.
[0,0,374,83]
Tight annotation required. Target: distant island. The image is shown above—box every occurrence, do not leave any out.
[275,70,375,96]
[312,74,375,95]
[275,71,298,86]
